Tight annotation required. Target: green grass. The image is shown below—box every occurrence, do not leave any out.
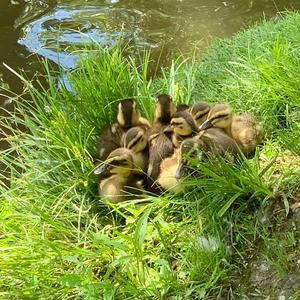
[1,12,300,299]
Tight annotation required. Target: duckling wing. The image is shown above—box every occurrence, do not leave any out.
[148,132,174,181]
[201,128,239,159]
[96,123,125,161]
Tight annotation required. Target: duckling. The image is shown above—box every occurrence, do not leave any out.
[117,98,151,129]
[164,110,199,148]
[175,129,239,179]
[97,98,150,161]
[197,128,239,161]
[95,148,145,203]
[147,94,177,193]
[199,104,262,156]
[122,126,148,173]
[174,138,201,179]
[189,101,211,126]
[157,137,201,193]
[157,148,183,194]
[153,94,177,124]
[157,129,238,193]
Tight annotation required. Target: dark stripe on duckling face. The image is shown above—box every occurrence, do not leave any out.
[194,109,210,120]
[109,160,126,167]
[199,105,232,130]
[210,113,230,123]
[106,148,133,168]
[123,127,145,149]
[128,134,143,150]
[206,104,232,121]
[170,121,183,127]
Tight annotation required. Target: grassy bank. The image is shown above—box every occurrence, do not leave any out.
[1,12,300,299]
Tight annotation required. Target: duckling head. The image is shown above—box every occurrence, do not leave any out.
[155,94,176,124]
[117,98,141,129]
[122,126,148,153]
[199,104,233,131]
[95,148,134,176]
[167,111,199,137]
[189,102,211,126]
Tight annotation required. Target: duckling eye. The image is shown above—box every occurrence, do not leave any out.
[171,121,182,127]
[210,114,229,122]
[217,114,229,119]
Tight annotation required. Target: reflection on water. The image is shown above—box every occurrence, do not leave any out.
[0,0,299,111]
[17,0,300,69]
[0,0,55,110]
[0,0,300,107]
[0,0,298,91]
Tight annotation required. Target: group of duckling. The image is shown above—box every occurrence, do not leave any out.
[95,95,262,203]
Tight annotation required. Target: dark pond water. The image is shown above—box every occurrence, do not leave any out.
[1,0,300,104]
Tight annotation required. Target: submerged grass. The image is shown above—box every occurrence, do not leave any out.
[1,12,300,299]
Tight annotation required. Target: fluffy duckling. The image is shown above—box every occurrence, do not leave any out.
[189,101,211,126]
[175,129,239,178]
[97,98,150,161]
[199,104,262,156]
[147,94,177,192]
[117,98,151,129]
[153,94,177,125]
[165,110,199,148]
[157,139,198,194]
[157,136,205,193]
[95,148,145,203]
[174,138,200,179]
[197,128,239,161]
[158,126,240,193]
[157,148,183,194]
[122,126,148,173]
